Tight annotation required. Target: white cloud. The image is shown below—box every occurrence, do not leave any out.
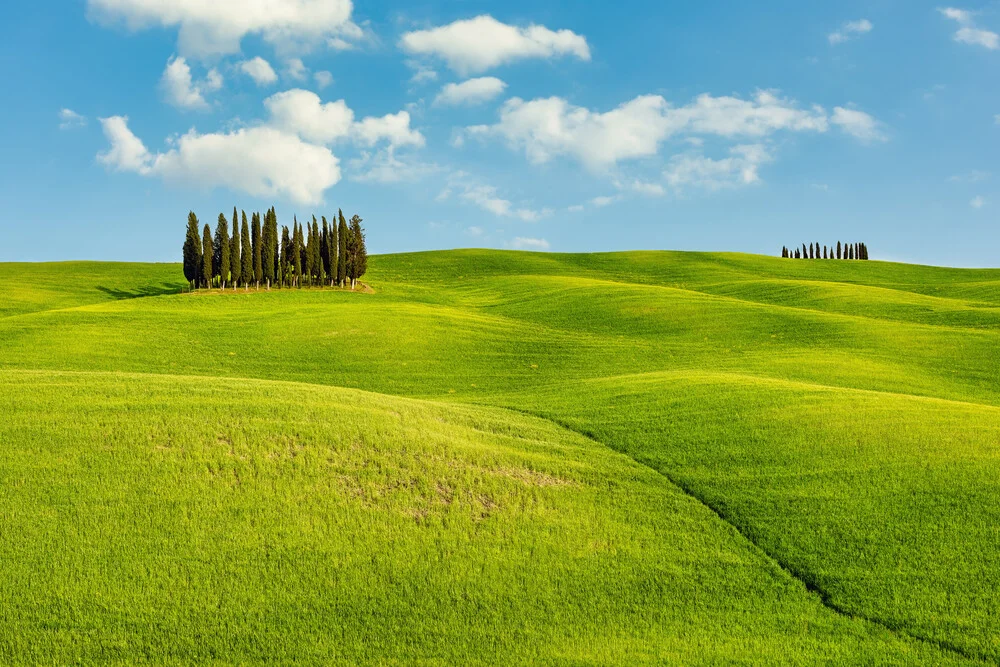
[465,226,485,237]
[948,170,990,183]
[434,77,507,107]
[956,27,999,49]
[970,195,986,209]
[467,91,832,170]
[265,89,354,143]
[97,115,340,204]
[160,56,222,110]
[239,56,278,86]
[285,57,308,81]
[314,71,334,89]
[263,89,425,149]
[939,7,999,49]
[831,106,886,142]
[353,111,425,149]
[406,60,438,85]
[328,37,353,51]
[664,144,773,191]
[97,116,153,173]
[348,149,438,183]
[441,173,549,221]
[829,19,873,45]
[511,237,550,251]
[941,7,973,23]
[86,0,358,58]
[614,178,666,197]
[591,195,617,207]
[400,15,590,76]
[59,108,87,130]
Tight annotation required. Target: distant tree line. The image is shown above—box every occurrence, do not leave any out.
[781,242,869,260]
[182,208,368,291]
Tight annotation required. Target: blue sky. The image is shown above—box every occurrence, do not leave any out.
[1,1,998,266]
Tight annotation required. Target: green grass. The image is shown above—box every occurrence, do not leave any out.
[0,250,998,664]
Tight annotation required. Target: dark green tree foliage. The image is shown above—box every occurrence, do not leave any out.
[230,209,241,289]
[312,218,322,283]
[252,212,263,288]
[183,212,201,288]
[269,208,280,285]
[321,217,330,280]
[823,246,828,259]
[262,208,276,289]
[837,241,842,259]
[304,219,315,286]
[215,214,230,288]
[292,219,303,287]
[337,210,348,287]
[212,213,229,285]
[240,215,252,290]
[280,226,291,287]
[201,224,213,289]
[348,214,368,289]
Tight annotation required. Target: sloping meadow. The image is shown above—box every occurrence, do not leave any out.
[0,250,998,663]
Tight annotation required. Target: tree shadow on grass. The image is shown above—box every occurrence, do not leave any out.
[95,283,183,300]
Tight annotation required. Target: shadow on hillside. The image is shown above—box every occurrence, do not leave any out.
[95,284,182,300]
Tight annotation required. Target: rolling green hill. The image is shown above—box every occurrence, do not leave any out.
[0,251,997,665]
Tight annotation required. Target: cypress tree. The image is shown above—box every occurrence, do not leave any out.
[214,214,230,289]
[280,226,291,287]
[330,215,339,286]
[240,215,252,291]
[293,220,303,286]
[201,224,213,289]
[311,217,321,284]
[837,241,842,260]
[849,245,854,260]
[347,214,368,289]
[304,219,315,286]
[230,209,241,290]
[321,217,330,281]
[270,208,280,287]
[183,212,201,290]
[337,210,348,287]
[252,212,263,288]
[262,208,276,290]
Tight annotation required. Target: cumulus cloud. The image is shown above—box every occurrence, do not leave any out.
[97,116,153,173]
[97,116,340,204]
[348,149,438,183]
[239,56,278,86]
[264,89,425,149]
[86,0,359,58]
[511,237,550,250]
[314,71,334,89]
[831,106,886,142]
[439,173,550,221]
[285,57,308,81]
[160,56,222,110]
[829,19,873,45]
[466,91,833,170]
[406,60,438,85]
[664,145,773,191]
[939,7,999,49]
[59,108,87,130]
[434,77,507,106]
[400,15,590,75]
[353,111,425,148]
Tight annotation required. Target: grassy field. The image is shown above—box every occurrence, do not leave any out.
[0,251,997,664]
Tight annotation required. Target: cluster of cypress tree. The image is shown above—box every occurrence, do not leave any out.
[183,208,368,291]
[781,241,869,260]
